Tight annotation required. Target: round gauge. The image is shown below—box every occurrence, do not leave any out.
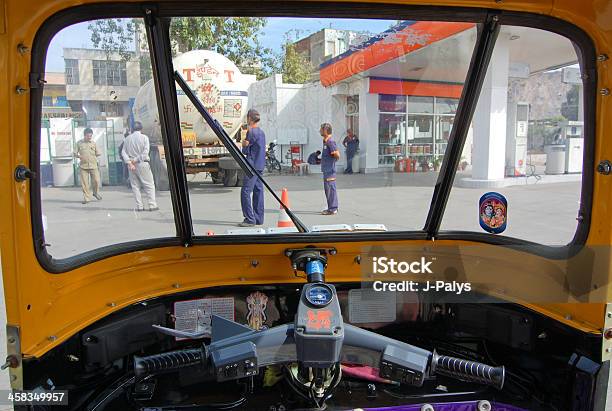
[306,284,333,306]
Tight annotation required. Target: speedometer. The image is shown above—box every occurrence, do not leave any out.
[306,284,333,307]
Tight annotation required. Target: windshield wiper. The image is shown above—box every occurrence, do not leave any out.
[174,71,309,233]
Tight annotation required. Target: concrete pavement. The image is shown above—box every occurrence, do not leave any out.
[40,170,583,259]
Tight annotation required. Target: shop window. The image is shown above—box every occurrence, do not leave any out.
[408,96,434,114]
[436,98,459,114]
[379,94,406,113]
[379,113,406,165]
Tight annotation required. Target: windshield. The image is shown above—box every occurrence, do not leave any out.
[167,17,478,236]
[36,14,587,261]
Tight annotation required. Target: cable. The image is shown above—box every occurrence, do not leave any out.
[127,378,249,411]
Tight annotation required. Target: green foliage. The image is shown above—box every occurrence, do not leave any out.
[88,19,136,61]
[281,41,313,84]
[88,17,318,83]
[170,17,276,79]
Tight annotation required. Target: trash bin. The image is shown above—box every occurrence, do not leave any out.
[352,151,360,173]
[544,144,566,175]
[52,157,75,187]
[39,163,54,187]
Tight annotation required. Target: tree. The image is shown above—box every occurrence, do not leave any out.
[88,19,136,61]
[561,85,580,121]
[281,41,313,84]
[90,17,278,79]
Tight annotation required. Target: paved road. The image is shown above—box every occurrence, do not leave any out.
[41,170,582,259]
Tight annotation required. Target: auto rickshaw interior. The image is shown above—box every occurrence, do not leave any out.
[13,1,607,410]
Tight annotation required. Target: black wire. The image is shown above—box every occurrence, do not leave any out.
[320,364,342,404]
[86,372,140,411]
[282,365,313,403]
[128,380,248,411]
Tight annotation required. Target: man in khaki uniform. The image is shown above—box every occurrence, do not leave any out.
[75,128,102,204]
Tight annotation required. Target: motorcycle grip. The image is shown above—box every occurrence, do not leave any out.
[431,350,505,389]
[134,347,206,376]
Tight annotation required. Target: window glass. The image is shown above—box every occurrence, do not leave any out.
[65,59,79,85]
[442,26,584,245]
[164,17,477,235]
[92,60,107,85]
[346,95,359,139]
[40,18,174,259]
[408,96,434,114]
[140,60,153,85]
[435,97,459,114]
[379,95,407,113]
[379,113,406,166]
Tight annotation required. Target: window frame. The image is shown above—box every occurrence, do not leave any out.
[28,3,596,273]
[64,58,79,85]
[91,59,105,85]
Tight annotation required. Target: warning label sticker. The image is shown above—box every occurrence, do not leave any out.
[348,289,396,324]
[224,99,242,118]
[174,297,234,339]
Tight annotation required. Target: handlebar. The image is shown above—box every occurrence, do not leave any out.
[133,336,505,390]
[135,279,505,391]
[431,350,505,389]
[134,347,206,376]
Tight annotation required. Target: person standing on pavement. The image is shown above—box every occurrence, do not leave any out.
[238,109,266,227]
[75,127,102,204]
[320,123,340,215]
[121,121,158,211]
[342,128,359,174]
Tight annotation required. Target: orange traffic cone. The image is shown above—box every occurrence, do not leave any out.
[277,188,295,228]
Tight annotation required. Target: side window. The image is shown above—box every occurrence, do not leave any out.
[40,18,173,259]
[442,26,585,245]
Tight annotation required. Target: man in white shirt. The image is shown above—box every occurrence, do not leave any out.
[121,121,158,211]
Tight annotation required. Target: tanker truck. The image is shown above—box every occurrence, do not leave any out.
[132,50,256,189]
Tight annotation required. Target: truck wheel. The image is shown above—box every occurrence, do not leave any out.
[223,169,238,187]
[150,147,170,191]
[211,172,223,184]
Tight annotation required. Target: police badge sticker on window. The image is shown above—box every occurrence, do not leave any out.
[479,192,507,234]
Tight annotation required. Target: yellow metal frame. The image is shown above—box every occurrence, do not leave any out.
[0,0,611,359]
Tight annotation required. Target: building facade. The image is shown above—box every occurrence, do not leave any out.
[249,20,583,183]
[62,48,147,122]
[293,28,370,68]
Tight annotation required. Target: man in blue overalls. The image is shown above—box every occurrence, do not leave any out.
[342,129,359,174]
[239,109,266,227]
[320,123,340,215]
